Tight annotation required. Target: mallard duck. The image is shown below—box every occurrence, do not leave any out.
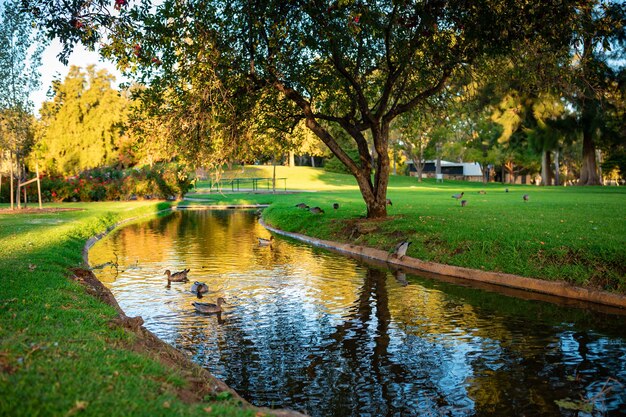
[190,281,209,295]
[192,297,226,314]
[295,203,309,209]
[393,240,412,258]
[165,268,190,284]
[258,236,274,246]
[310,206,325,214]
[452,192,464,200]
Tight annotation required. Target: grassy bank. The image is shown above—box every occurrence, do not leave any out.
[0,202,263,417]
[189,167,626,293]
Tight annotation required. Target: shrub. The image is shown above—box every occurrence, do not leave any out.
[0,163,195,203]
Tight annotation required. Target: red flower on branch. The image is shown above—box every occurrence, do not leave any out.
[114,0,128,11]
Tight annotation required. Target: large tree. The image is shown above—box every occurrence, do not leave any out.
[38,66,129,175]
[26,0,581,217]
[0,0,44,208]
[566,1,626,185]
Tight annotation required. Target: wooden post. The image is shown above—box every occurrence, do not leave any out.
[36,162,42,209]
[17,159,21,210]
[10,151,14,210]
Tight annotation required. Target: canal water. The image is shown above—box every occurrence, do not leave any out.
[89,210,626,417]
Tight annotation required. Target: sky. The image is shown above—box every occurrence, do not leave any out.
[31,38,125,114]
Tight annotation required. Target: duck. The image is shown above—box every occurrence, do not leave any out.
[478,190,486,195]
[523,194,529,202]
[295,203,309,209]
[192,297,226,314]
[310,206,325,214]
[386,198,393,206]
[165,268,190,284]
[452,192,464,200]
[190,281,209,295]
[333,203,339,210]
[258,236,274,246]
[461,199,467,207]
[392,240,412,258]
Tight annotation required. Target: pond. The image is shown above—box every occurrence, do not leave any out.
[90,210,626,417]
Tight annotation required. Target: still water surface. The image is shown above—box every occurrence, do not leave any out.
[90,210,626,417]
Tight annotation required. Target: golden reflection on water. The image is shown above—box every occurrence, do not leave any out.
[90,210,626,417]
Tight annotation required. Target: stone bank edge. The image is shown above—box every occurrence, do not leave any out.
[260,219,626,311]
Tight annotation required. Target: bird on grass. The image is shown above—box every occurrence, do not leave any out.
[310,206,325,214]
[392,241,412,258]
[478,190,486,195]
[523,194,529,202]
[295,203,309,209]
[505,188,510,193]
[333,203,340,210]
[192,297,226,314]
[258,236,274,246]
[461,200,467,207]
[452,192,464,200]
[386,198,393,206]
[191,281,208,294]
[165,269,190,285]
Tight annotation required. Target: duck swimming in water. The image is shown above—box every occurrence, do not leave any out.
[165,269,190,285]
[192,297,226,314]
[258,236,274,246]
[190,281,209,296]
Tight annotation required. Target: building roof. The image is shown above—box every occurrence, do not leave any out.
[407,160,483,176]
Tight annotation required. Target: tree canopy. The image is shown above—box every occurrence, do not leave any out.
[22,0,626,211]
[38,66,130,175]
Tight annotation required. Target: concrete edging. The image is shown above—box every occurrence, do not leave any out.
[259,219,626,311]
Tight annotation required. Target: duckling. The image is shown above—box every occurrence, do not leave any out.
[190,281,209,296]
[392,240,412,258]
[165,269,190,285]
[192,297,226,314]
[258,236,274,246]
[310,206,325,214]
[452,192,464,200]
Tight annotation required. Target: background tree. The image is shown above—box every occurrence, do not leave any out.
[38,66,129,175]
[563,1,626,185]
[0,0,44,208]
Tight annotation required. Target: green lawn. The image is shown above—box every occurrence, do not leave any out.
[0,202,262,417]
[188,166,626,293]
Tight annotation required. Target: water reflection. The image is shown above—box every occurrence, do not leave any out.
[90,210,626,417]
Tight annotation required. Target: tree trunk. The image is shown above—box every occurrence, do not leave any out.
[579,131,602,185]
[554,149,560,186]
[288,151,295,167]
[310,155,315,167]
[541,150,552,186]
[272,155,276,194]
[416,145,424,183]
